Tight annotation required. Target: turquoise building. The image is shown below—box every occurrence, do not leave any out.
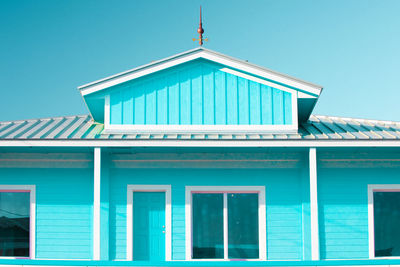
[0,47,400,266]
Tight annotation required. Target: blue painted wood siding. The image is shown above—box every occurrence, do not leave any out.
[0,167,93,259]
[108,60,293,125]
[318,167,400,260]
[109,167,305,261]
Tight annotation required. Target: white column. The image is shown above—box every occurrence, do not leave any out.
[93,147,101,260]
[309,147,320,260]
[223,193,228,260]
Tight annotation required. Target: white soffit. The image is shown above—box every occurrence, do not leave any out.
[298,91,317,99]
[78,48,323,97]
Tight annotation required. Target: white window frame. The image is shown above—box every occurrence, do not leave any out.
[368,184,400,259]
[0,185,36,259]
[185,186,266,261]
[126,185,172,261]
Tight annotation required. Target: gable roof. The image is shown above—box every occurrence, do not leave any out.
[78,47,323,97]
[1,114,400,147]
[78,47,324,124]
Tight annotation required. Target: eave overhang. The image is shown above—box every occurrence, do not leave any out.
[1,115,400,147]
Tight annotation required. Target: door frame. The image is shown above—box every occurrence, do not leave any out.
[126,185,172,261]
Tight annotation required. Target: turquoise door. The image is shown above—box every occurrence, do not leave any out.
[133,192,166,261]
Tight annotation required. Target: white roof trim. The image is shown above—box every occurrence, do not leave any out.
[78,48,323,97]
[1,140,400,147]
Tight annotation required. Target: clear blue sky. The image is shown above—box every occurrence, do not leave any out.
[1,0,399,122]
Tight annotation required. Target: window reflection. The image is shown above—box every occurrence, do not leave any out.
[0,192,30,257]
[192,192,259,259]
[192,193,224,259]
[228,193,259,259]
[374,192,400,257]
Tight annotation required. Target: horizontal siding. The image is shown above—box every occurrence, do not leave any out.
[109,167,304,261]
[318,167,400,260]
[0,166,93,260]
[109,60,293,126]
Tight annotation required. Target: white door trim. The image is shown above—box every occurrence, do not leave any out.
[126,185,172,261]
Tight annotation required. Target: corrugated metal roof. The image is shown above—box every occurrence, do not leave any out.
[0,114,399,141]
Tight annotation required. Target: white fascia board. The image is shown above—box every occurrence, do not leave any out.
[78,47,203,89]
[201,52,321,96]
[79,48,322,97]
[1,140,400,147]
[103,124,298,134]
[80,52,203,96]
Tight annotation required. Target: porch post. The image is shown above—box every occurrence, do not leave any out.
[100,150,110,260]
[93,147,101,260]
[309,147,320,260]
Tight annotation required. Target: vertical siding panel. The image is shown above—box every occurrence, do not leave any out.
[168,73,179,124]
[261,85,273,125]
[180,71,191,125]
[133,85,145,124]
[214,70,226,124]
[226,73,238,125]
[284,92,292,125]
[122,87,133,124]
[157,78,168,124]
[106,61,293,127]
[110,91,122,124]
[272,88,284,124]
[202,66,215,125]
[249,81,261,124]
[191,66,202,124]
[145,81,156,124]
[237,78,249,125]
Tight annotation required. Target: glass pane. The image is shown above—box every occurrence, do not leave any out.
[374,192,400,257]
[228,193,259,259]
[192,193,224,259]
[0,192,30,257]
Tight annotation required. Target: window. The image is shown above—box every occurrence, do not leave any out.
[368,185,400,258]
[0,186,35,259]
[186,186,266,260]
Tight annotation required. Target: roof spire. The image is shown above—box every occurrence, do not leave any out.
[193,6,208,46]
[198,6,204,45]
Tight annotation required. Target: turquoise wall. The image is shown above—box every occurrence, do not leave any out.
[0,167,93,259]
[318,167,400,260]
[1,149,400,261]
[108,60,293,126]
[109,167,305,261]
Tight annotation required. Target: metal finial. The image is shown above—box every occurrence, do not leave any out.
[198,6,204,45]
[192,6,208,46]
